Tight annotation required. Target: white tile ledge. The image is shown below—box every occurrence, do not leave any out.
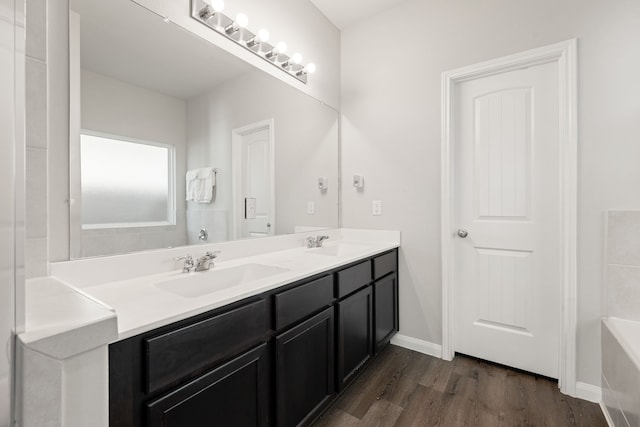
[19,277,117,359]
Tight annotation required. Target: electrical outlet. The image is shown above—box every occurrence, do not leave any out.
[372,200,382,216]
[307,201,315,215]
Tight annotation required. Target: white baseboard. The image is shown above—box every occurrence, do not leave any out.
[575,381,601,403]
[390,334,442,358]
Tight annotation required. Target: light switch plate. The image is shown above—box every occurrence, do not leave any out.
[307,201,315,214]
[372,200,382,216]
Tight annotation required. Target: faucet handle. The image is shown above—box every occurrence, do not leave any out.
[204,250,221,259]
[175,254,194,273]
[305,236,316,248]
[316,235,330,247]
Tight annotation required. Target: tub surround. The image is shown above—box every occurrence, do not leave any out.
[18,228,399,427]
[602,318,640,427]
[605,211,640,322]
[602,211,640,427]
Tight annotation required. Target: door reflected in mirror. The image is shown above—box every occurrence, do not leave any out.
[67,0,339,259]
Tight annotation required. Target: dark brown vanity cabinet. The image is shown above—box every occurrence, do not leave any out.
[336,285,373,390]
[373,251,399,354]
[273,275,335,427]
[146,343,270,427]
[109,298,271,427]
[109,248,399,427]
[275,308,335,427]
[336,260,373,390]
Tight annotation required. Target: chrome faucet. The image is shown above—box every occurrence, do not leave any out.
[194,250,221,272]
[175,250,221,273]
[306,235,330,248]
[175,254,195,273]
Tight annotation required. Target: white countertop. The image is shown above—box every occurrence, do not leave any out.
[26,229,400,345]
[78,239,398,340]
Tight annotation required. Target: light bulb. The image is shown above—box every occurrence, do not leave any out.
[257,29,270,43]
[291,53,302,64]
[211,0,225,12]
[306,63,316,74]
[235,13,248,28]
[276,41,287,54]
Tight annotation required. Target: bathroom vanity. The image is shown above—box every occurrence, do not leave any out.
[15,229,399,427]
[108,247,398,427]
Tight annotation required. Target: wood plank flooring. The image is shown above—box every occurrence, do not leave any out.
[312,345,606,427]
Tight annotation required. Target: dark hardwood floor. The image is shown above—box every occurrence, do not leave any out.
[312,345,606,427]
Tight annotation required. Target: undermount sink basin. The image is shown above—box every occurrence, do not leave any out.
[305,243,371,257]
[155,263,290,298]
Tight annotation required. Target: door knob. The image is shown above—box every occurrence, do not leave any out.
[457,228,468,238]
[266,222,271,228]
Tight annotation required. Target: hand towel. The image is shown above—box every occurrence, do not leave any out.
[186,167,216,203]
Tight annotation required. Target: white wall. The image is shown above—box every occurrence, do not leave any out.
[340,0,640,387]
[186,69,339,243]
[134,0,340,109]
[78,70,188,257]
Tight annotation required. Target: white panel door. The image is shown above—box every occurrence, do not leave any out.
[454,61,560,378]
[240,128,273,238]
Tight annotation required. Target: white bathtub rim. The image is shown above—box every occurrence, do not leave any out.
[603,316,640,373]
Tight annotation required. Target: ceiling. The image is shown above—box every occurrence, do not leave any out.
[309,0,410,30]
[70,0,254,100]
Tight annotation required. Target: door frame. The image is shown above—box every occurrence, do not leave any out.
[440,39,578,395]
[231,119,276,239]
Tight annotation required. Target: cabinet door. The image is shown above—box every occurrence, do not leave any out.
[374,273,398,354]
[146,343,270,427]
[337,286,373,391]
[275,307,335,427]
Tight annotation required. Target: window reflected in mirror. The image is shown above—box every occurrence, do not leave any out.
[80,132,175,228]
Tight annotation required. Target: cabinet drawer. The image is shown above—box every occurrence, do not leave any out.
[274,275,334,330]
[336,260,371,298]
[144,299,268,394]
[373,251,397,280]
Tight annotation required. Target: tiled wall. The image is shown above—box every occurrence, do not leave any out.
[24,0,49,278]
[186,206,228,245]
[605,211,640,320]
[81,214,187,258]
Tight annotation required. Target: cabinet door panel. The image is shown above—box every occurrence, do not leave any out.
[374,273,398,353]
[337,286,373,390]
[146,343,270,427]
[276,307,335,427]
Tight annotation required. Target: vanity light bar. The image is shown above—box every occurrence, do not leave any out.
[191,0,316,84]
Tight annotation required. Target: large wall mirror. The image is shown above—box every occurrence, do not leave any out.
[67,0,339,259]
